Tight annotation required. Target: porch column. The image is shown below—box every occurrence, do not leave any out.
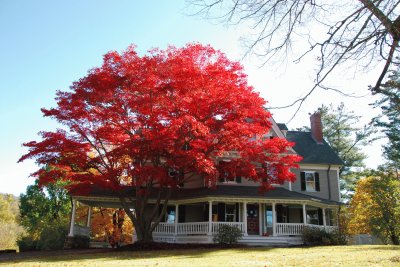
[175,204,179,236]
[322,208,327,228]
[302,203,307,225]
[86,206,92,228]
[68,199,77,237]
[258,203,262,235]
[242,202,248,236]
[208,201,213,235]
[272,202,276,236]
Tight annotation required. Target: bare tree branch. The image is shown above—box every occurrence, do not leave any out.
[187,0,400,119]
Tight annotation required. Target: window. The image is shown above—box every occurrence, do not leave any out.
[168,167,184,187]
[305,172,316,191]
[220,170,236,183]
[218,161,241,183]
[326,209,336,226]
[301,171,320,191]
[225,204,236,222]
[306,210,319,225]
[264,163,279,185]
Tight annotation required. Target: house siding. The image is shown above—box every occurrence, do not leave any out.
[291,168,340,202]
[184,174,206,188]
[180,165,340,202]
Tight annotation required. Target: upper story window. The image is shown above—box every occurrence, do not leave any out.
[168,167,184,187]
[301,171,320,192]
[218,160,242,183]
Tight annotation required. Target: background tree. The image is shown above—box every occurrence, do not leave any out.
[19,44,301,243]
[347,169,400,245]
[88,208,133,246]
[318,103,375,176]
[18,180,71,250]
[374,70,400,172]
[0,194,23,250]
[189,0,400,116]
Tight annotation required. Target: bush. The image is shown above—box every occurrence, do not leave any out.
[213,224,243,244]
[302,226,347,246]
[18,223,69,251]
[70,235,90,249]
[17,236,38,252]
[37,224,69,250]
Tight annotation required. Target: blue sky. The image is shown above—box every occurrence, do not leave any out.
[0,1,385,195]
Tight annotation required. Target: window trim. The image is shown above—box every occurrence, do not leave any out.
[225,204,236,222]
[305,171,317,192]
[301,171,320,192]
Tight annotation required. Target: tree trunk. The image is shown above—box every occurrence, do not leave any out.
[134,222,154,243]
[120,187,171,244]
[390,233,399,245]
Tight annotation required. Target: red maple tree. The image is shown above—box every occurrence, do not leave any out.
[20,44,301,243]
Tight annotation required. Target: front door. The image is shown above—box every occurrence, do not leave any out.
[247,204,259,235]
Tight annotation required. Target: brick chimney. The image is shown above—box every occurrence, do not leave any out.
[310,112,323,144]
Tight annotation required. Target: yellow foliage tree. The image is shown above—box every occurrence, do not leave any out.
[75,206,133,246]
[347,172,400,244]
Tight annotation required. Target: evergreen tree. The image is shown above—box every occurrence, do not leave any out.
[374,70,400,172]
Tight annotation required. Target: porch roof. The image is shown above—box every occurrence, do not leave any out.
[73,185,341,207]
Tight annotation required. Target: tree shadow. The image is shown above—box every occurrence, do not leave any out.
[0,246,279,264]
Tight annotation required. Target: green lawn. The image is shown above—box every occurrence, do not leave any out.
[1,245,399,267]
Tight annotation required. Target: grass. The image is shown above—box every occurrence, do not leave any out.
[1,245,399,267]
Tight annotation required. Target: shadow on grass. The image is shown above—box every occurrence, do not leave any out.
[5,245,397,264]
[1,246,278,264]
[354,245,400,251]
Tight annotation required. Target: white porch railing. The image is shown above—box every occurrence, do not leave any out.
[153,222,244,235]
[276,223,304,236]
[178,222,209,235]
[153,222,175,234]
[73,224,90,237]
[153,222,337,236]
[276,223,338,236]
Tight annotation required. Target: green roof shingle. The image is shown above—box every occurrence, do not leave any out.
[286,131,343,165]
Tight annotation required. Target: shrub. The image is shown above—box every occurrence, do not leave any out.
[18,223,69,251]
[37,224,69,250]
[302,226,347,246]
[213,224,243,244]
[70,235,90,249]
[17,236,38,252]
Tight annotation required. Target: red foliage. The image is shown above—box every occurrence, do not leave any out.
[19,43,301,195]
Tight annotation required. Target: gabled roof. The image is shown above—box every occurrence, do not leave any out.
[276,123,288,131]
[285,131,343,165]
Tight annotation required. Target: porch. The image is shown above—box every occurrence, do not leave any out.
[143,200,339,245]
[71,185,340,246]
